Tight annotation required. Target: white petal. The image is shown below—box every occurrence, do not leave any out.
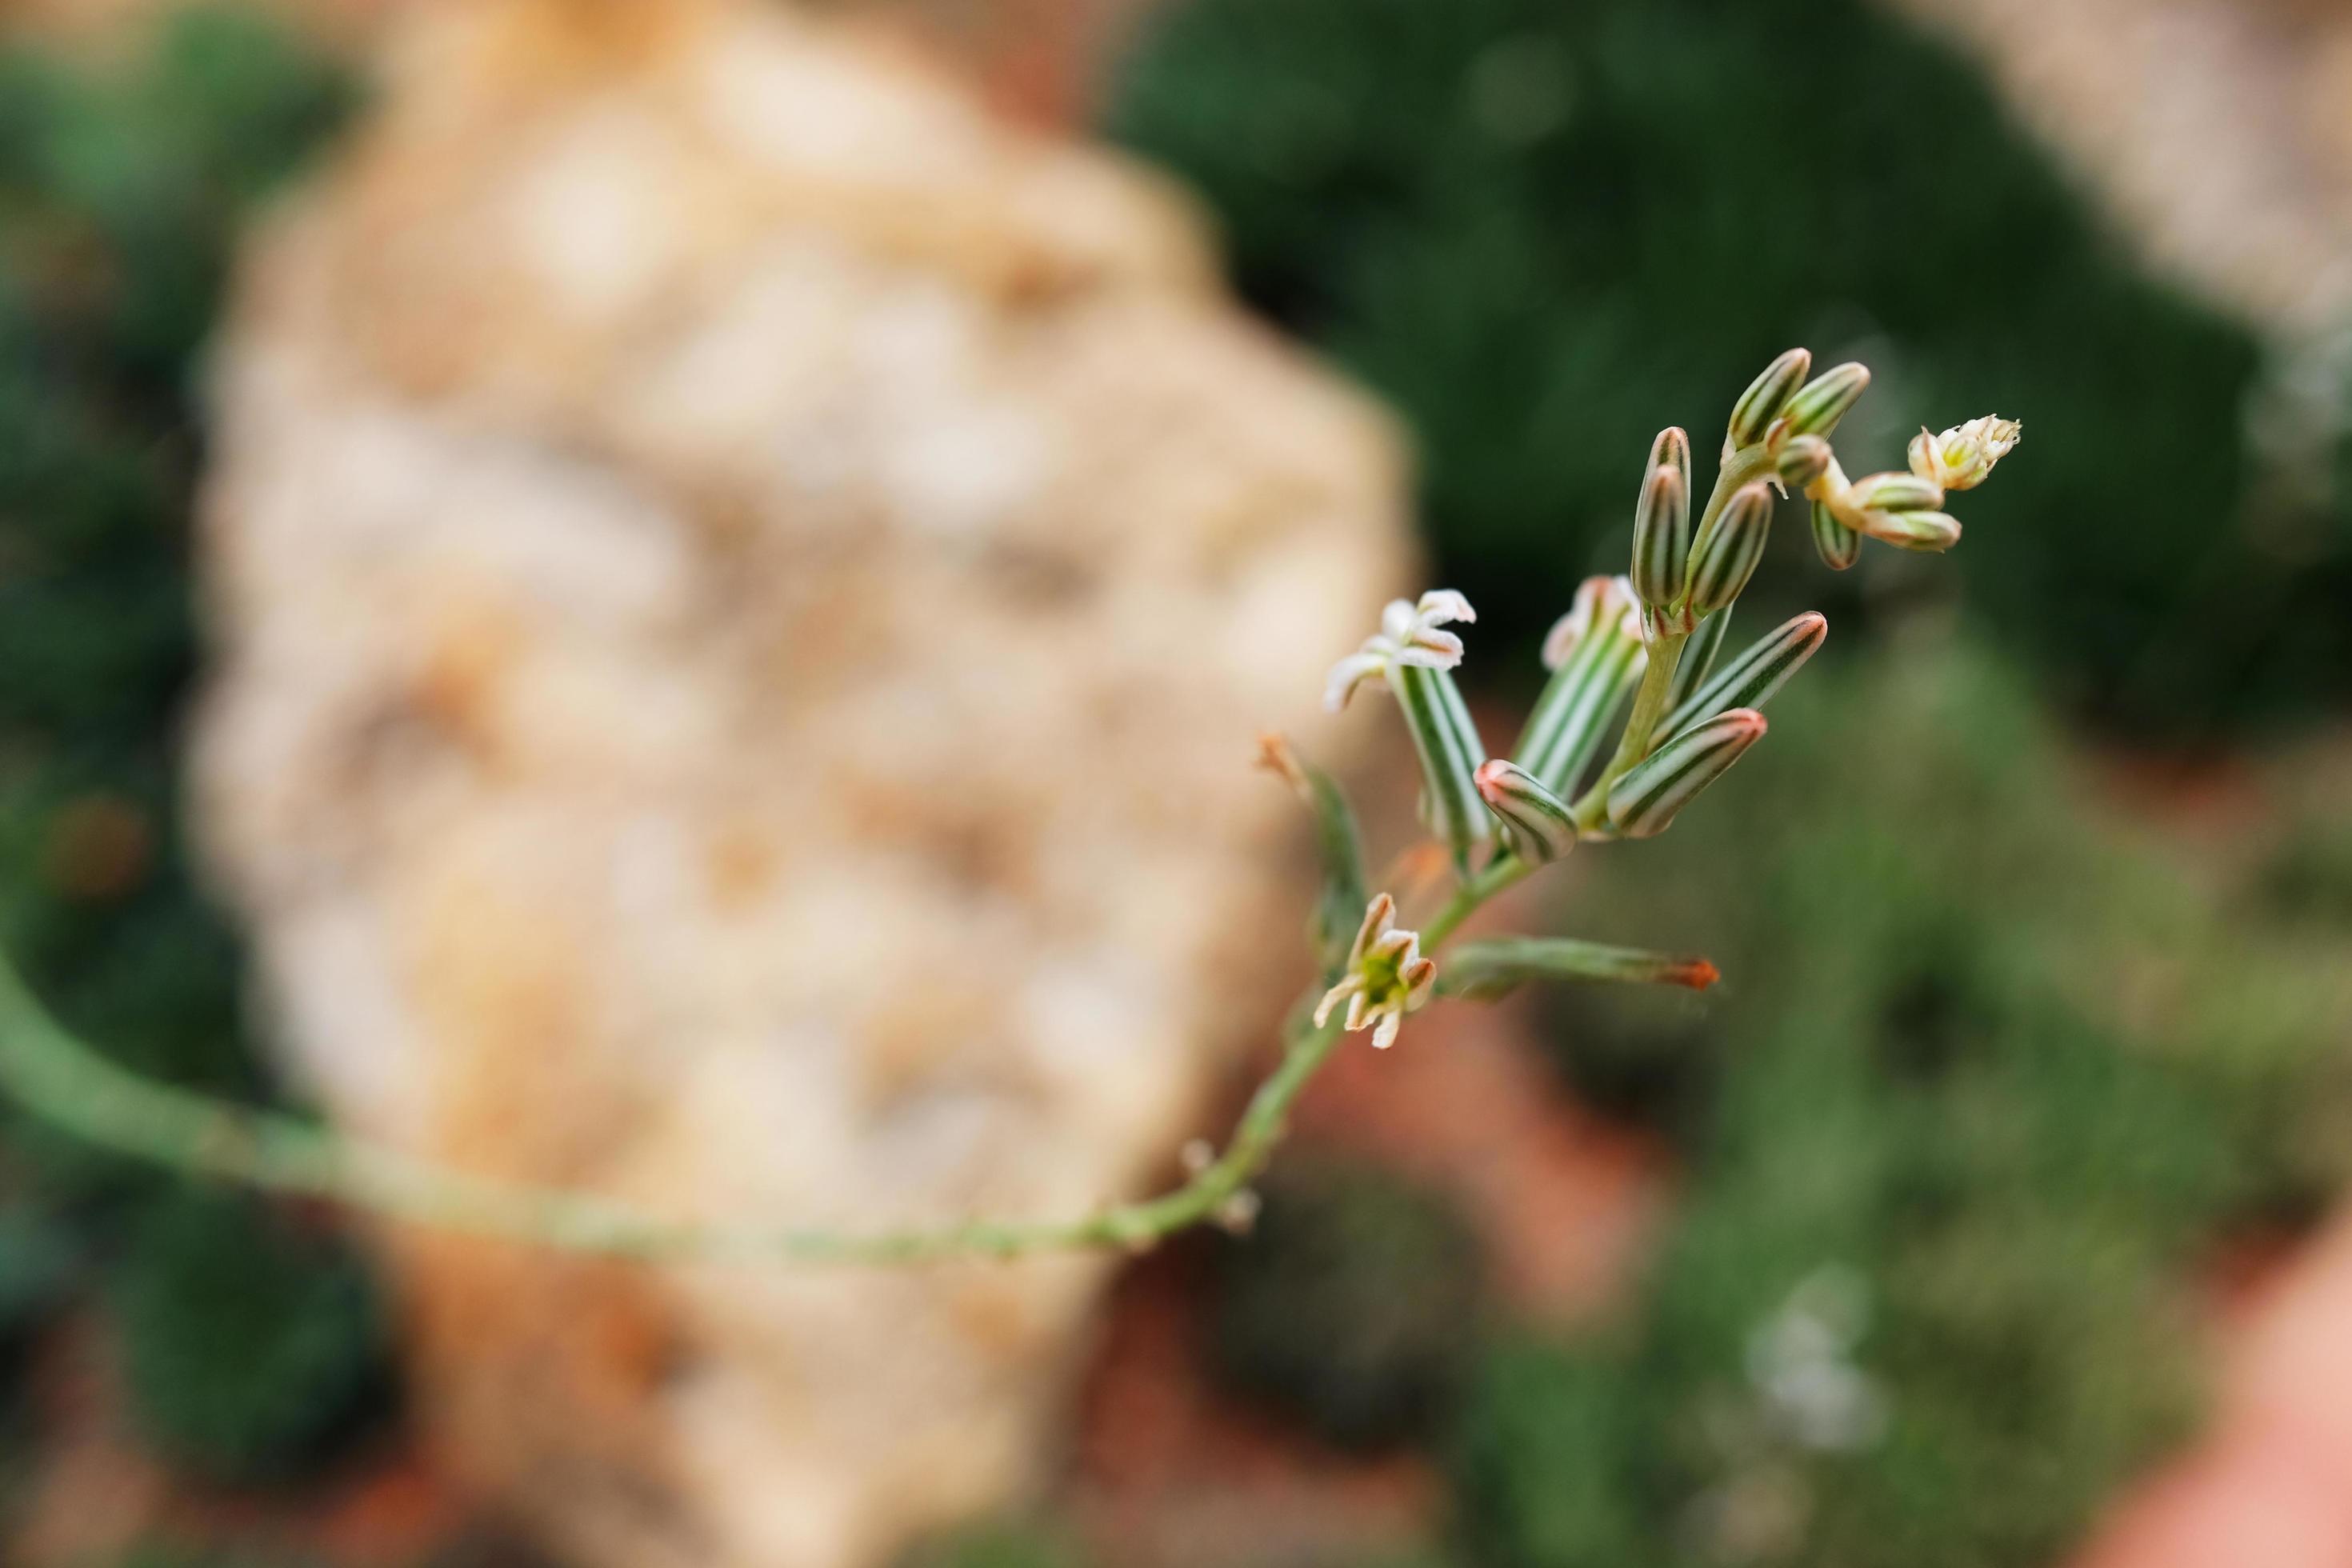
[1379,598,1418,641]
[1323,652,1389,713]
[1541,610,1585,672]
[1350,893,1395,963]
[1314,976,1361,1027]
[1394,634,1463,670]
[1370,1010,1403,1050]
[1416,588,1477,626]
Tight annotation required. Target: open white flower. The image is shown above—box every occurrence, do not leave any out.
[1313,893,1439,1050]
[1323,590,1477,712]
[1908,415,2021,491]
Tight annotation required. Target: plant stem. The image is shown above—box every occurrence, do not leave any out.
[0,863,1554,1265]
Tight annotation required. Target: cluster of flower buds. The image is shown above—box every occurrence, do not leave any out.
[1806,414,2020,567]
[1304,348,2018,1054]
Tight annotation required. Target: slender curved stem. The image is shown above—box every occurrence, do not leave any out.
[0,946,1354,1265]
[0,830,1546,1266]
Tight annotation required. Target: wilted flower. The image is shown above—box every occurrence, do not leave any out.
[1908,415,2021,491]
[1323,590,1478,712]
[1313,892,1438,1050]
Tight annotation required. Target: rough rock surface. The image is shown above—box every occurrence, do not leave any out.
[190,3,1412,1565]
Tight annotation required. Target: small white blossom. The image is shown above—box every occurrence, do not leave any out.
[1323,590,1478,712]
[1313,893,1439,1050]
[1539,574,1642,670]
[1907,414,2021,491]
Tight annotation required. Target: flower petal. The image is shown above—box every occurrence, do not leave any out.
[1323,651,1390,713]
[1349,892,1396,966]
[1416,589,1477,626]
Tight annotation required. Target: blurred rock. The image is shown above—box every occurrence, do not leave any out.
[1896,0,2352,332]
[190,2,1412,1566]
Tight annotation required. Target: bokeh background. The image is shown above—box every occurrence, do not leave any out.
[2,1,2351,1566]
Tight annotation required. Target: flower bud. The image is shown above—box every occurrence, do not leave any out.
[1661,611,1826,734]
[1843,471,1943,513]
[1438,936,1720,1002]
[1780,362,1870,438]
[1606,708,1767,839]
[1728,348,1813,450]
[1630,429,1692,608]
[1811,500,1862,570]
[1394,662,1491,871]
[1684,480,1774,613]
[1475,759,1578,864]
[1908,415,2020,490]
[1518,576,1646,798]
[1774,434,1832,488]
[1858,508,1962,552]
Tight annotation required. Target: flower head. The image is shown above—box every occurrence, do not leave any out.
[1313,893,1438,1050]
[1539,574,1642,670]
[1908,415,2020,491]
[1324,590,1477,712]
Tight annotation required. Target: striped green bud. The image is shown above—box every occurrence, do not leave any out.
[1606,707,1766,839]
[1843,471,1942,513]
[1661,611,1826,734]
[1728,348,1812,450]
[1475,759,1578,864]
[1860,508,1962,552]
[1516,575,1645,798]
[1684,480,1774,613]
[1774,433,1832,488]
[1666,606,1733,716]
[1811,500,1862,570]
[1630,427,1692,607]
[1780,362,1871,438]
[1438,936,1719,1002]
[1394,662,1490,870]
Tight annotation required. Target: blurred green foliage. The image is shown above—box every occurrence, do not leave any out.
[1211,1156,1486,1449]
[0,2,374,1490]
[1107,0,2352,734]
[107,1190,386,1483]
[1450,638,2352,1567]
[896,1520,1091,1568]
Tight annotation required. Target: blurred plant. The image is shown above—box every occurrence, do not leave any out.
[106,1188,387,1482]
[1211,1155,1485,1448]
[896,1518,1090,1568]
[1449,642,2352,1568]
[0,350,2014,1266]
[1107,0,2352,736]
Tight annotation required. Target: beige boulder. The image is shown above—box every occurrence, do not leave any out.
[190,3,1413,1565]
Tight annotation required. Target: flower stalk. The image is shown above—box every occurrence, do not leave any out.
[0,343,2018,1270]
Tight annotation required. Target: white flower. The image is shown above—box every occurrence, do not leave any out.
[1907,415,2021,491]
[1539,574,1642,670]
[1323,590,1478,712]
[1313,892,1439,1050]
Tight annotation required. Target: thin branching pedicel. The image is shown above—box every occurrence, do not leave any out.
[0,348,2015,1265]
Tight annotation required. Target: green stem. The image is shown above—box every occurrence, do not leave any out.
[0,945,1354,1266]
